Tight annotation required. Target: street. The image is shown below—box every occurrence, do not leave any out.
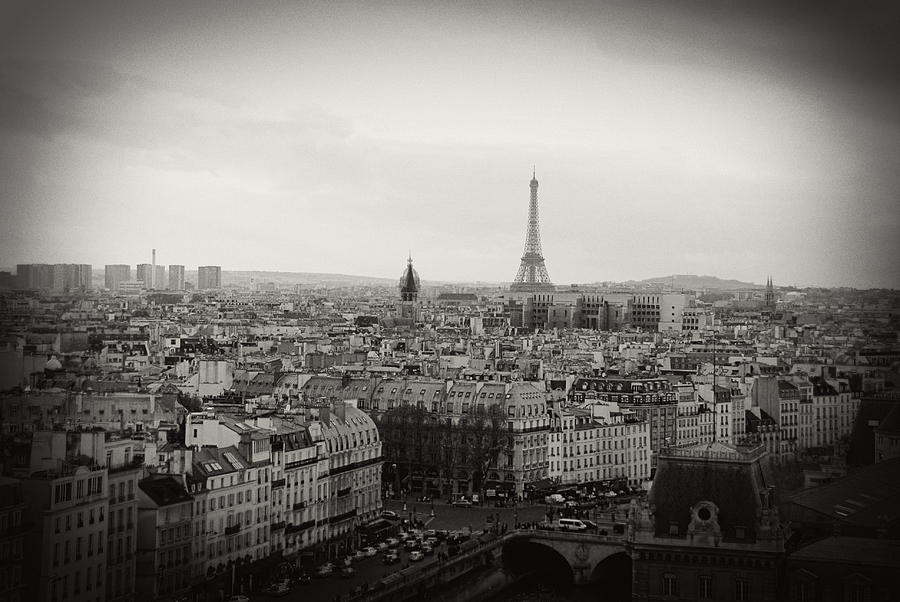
[244,499,551,602]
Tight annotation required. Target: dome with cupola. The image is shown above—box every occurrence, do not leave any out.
[399,254,420,301]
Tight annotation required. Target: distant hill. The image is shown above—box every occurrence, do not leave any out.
[637,274,762,290]
[68,269,758,291]
[220,270,398,288]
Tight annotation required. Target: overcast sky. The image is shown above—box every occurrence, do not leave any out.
[1,1,899,288]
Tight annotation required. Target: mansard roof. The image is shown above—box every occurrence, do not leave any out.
[649,442,772,541]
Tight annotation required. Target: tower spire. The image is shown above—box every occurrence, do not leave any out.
[511,171,554,293]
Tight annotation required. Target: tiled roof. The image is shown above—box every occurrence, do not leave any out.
[789,457,900,528]
[139,474,193,507]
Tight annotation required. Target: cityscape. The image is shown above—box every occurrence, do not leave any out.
[3,2,900,602]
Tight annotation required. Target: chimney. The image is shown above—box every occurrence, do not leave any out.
[334,401,346,422]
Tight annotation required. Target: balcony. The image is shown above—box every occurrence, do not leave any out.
[284,456,318,471]
[284,519,315,534]
[292,501,306,510]
[270,521,285,531]
[224,524,240,536]
[328,455,382,476]
[109,458,143,474]
[328,509,356,524]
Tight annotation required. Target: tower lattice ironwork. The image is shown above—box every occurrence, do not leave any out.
[511,170,555,292]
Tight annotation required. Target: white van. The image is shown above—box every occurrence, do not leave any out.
[556,518,588,531]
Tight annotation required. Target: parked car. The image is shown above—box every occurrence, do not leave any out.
[315,563,335,577]
[261,581,291,597]
[383,552,400,565]
[376,541,390,551]
[381,510,399,520]
[409,550,424,562]
[421,544,434,556]
[385,537,400,548]
[362,546,378,557]
[404,539,420,551]
[452,498,472,508]
[293,574,311,586]
[556,518,588,531]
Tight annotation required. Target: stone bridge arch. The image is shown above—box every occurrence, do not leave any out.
[501,531,628,585]
[501,539,575,585]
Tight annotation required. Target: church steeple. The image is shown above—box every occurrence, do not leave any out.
[765,275,775,310]
[399,255,420,303]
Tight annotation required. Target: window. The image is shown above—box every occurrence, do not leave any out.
[698,575,713,599]
[735,579,750,602]
[663,573,677,597]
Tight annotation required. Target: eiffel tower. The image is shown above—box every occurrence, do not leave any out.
[511,170,555,293]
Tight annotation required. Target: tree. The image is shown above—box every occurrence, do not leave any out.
[376,403,509,498]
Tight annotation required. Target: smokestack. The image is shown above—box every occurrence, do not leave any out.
[151,249,156,289]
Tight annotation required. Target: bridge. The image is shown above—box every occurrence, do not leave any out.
[503,529,629,585]
[346,528,630,602]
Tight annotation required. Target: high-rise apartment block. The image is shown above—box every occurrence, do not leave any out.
[105,265,131,291]
[15,264,90,291]
[168,265,185,291]
[197,266,221,290]
[135,264,152,289]
[153,266,165,291]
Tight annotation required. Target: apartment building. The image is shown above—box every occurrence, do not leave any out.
[0,477,26,602]
[22,461,108,602]
[105,437,140,602]
[135,474,194,602]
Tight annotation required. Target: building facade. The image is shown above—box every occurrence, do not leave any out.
[105,265,131,292]
[197,266,222,290]
[167,265,185,291]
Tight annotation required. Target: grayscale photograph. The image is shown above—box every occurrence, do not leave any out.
[1,1,899,601]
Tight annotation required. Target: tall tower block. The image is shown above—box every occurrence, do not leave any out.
[511,170,555,293]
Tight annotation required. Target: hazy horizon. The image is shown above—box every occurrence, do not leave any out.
[2,1,899,289]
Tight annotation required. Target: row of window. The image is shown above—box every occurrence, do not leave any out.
[48,562,104,601]
[53,475,104,505]
[55,507,105,533]
[661,573,750,601]
[53,533,105,565]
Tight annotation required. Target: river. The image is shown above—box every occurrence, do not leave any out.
[488,573,630,602]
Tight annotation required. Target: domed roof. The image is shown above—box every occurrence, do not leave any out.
[399,257,420,294]
[45,355,63,371]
